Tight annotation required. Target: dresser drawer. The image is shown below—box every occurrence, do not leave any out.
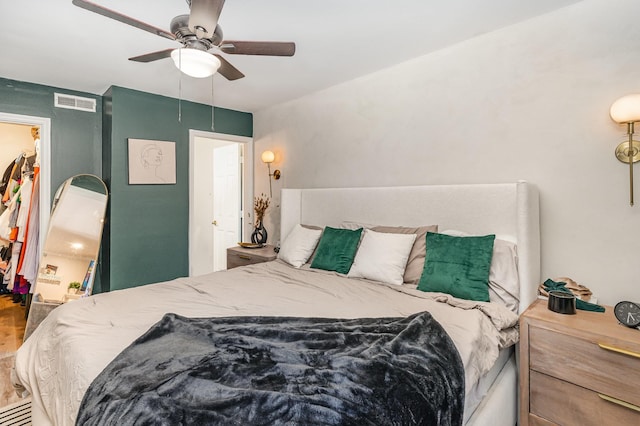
[530,371,640,425]
[529,326,640,408]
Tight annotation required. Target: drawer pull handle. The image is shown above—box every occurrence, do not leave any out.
[598,343,640,359]
[238,255,251,260]
[598,393,640,413]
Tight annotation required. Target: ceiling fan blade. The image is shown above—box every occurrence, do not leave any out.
[220,41,295,57]
[189,0,225,39]
[213,54,244,81]
[72,0,175,41]
[129,49,175,63]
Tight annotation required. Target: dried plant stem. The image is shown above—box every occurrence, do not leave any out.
[254,193,270,223]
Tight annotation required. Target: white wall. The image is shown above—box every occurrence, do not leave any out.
[254,0,640,306]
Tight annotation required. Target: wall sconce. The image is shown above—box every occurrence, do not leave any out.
[610,94,640,206]
[261,150,281,197]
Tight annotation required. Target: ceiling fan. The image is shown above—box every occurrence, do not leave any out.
[71,0,296,80]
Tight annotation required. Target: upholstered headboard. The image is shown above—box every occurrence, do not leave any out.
[280,181,540,313]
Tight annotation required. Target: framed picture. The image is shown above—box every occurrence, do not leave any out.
[127,138,176,184]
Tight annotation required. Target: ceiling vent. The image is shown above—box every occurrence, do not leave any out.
[54,93,96,113]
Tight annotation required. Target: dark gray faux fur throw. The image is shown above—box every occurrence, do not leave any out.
[77,311,464,425]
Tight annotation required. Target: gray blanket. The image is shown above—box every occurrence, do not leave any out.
[76,311,464,425]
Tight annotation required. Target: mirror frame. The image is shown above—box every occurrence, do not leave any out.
[31,174,108,303]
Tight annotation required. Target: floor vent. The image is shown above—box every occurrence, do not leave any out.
[54,93,96,112]
[0,398,31,425]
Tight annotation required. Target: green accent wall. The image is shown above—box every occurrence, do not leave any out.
[103,86,252,291]
[0,78,102,196]
[0,77,104,291]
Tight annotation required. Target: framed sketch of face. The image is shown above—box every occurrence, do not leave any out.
[127,138,176,185]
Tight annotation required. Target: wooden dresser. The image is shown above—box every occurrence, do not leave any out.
[519,299,640,425]
[226,244,277,269]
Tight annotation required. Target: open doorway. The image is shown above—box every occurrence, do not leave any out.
[0,113,51,252]
[188,130,253,276]
[0,114,51,303]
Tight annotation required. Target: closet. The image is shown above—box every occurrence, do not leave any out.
[0,122,41,313]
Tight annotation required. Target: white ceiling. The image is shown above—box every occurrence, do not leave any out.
[0,0,581,113]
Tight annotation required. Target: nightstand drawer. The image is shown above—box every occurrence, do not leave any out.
[530,371,640,425]
[530,326,640,408]
[227,252,261,269]
[226,245,277,269]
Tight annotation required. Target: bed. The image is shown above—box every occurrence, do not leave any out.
[13,182,540,425]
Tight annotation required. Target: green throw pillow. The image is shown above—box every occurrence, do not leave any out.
[310,227,363,274]
[417,232,495,302]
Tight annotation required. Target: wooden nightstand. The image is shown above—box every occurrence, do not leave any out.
[226,245,277,269]
[519,299,640,425]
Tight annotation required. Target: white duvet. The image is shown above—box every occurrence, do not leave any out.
[14,260,519,426]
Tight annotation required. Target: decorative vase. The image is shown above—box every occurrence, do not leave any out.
[251,221,268,244]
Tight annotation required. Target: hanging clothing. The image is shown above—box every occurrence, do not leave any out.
[19,170,40,285]
[7,241,22,291]
[13,274,29,296]
[0,128,40,296]
[2,163,17,204]
[0,160,14,192]
[16,177,32,242]
[0,159,16,212]
[0,206,11,240]
[1,153,37,243]
[2,258,11,287]
[2,185,21,240]
[2,153,25,204]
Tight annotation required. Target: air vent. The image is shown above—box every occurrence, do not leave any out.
[54,93,96,112]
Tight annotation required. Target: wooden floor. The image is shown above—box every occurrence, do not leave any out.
[0,294,26,408]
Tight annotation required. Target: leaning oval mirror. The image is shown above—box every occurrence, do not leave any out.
[30,174,108,303]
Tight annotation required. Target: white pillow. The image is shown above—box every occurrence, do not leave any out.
[441,229,520,312]
[277,224,323,268]
[348,229,416,285]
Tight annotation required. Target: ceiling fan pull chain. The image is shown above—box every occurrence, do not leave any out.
[211,76,215,131]
[178,49,182,123]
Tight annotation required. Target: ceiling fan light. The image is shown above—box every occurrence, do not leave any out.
[171,48,221,78]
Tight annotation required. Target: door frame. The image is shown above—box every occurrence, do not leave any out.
[0,112,51,252]
[188,129,253,275]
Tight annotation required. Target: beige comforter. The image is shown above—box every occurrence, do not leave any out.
[14,260,519,426]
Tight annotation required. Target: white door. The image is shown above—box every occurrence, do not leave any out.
[190,137,215,276]
[212,143,241,271]
[190,131,252,276]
